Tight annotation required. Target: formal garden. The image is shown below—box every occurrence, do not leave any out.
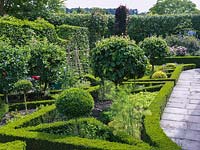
[0,0,200,150]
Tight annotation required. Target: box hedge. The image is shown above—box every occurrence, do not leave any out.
[143,64,195,150]
[9,100,55,111]
[155,56,200,67]
[0,64,196,150]
[0,140,26,150]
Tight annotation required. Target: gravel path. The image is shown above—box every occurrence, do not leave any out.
[161,69,200,150]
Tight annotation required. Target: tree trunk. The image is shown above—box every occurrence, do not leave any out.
[151,64,155,72]
[43,82,49,96]
[4,92,8,104]
[23,92,28,113]
[0,0,5,16]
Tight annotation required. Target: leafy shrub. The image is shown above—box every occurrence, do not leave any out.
[139,36,169,72]
[152,71,168,79]
[91,36,147,85]
[0,39,30,103]
[108,89,157,139]
[28,39,66,92]
[166,35,200,55]
[55,88,94,118]
[14,80,33,93]
[114,5,129,35]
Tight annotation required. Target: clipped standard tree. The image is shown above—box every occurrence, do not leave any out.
[91,36,147,85]
[139,36,169,72]
[14,80,33,112]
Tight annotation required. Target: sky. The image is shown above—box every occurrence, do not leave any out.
[65,0,200,13]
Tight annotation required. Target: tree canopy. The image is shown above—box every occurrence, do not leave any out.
[0,0,65,18]
[149,0,200,15]
[91,36,147,85]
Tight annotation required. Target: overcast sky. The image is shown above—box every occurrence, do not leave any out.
[65,0,200,13]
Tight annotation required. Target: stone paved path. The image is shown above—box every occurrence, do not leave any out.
[161,69,200,150]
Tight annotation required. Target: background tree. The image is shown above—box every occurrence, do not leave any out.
[114,5,129,35]
[0,39,30,103]
[0,0,65,18]
[91,36,147,85]
[139,36,169,72]
[149,0,200,15]
[14,80,33,112]
[28,39,66,93]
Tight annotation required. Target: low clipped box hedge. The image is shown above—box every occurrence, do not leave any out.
[143,64,195,150]
[9,100,55,111]
[0,140,26,150]
[0,64,196,150]
[155,56,200,67]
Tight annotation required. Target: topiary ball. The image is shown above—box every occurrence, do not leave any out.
[152,71,167,79]
[56,88,94,119]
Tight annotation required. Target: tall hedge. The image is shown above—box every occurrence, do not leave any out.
[44,13,114,48]
[128,14,200,42]
[56,24,89,51]
[0,16,57,46]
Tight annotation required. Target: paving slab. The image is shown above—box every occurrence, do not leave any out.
[161,69,200,150]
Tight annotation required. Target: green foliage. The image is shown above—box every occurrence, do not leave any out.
[27,118,113,140]
[91,36,147,85]
[56,24,89,51]
[108,89,157,139]
[26,117,149,146]
[56,88,94,119]
[82,74,101,86]
[0,39,30,102]
[44,13,112,48]
[14,80,33,93]
[114,5,129,35]
[0,16,57,46]
[152,71,168,79]
[139,36,169,71]
[0,141,26,150]
[0,99,8,120]
[165,63,177,69]
[89,11,109,48]
[28,39,66,92]
[127,14,199,42]
[166,35,200,55]
[56,24,90,72]
[149,0,199,15]
[0,105,150,150]
[0,0,65,19]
